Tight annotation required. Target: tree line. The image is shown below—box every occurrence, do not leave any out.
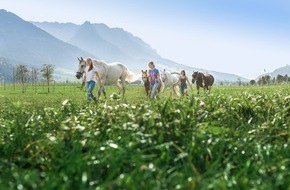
[13,64,55,93]
[249,74,290,85]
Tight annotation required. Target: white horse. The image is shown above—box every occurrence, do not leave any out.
[76,57,132,99]
[160,69,180,97]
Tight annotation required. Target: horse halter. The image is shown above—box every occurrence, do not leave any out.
[76,61,86,79]
[142,73,149,82]
[75,71,84,79]
[161,73,167,82]
[192,72,200,80]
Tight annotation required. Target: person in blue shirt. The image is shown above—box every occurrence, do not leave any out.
[148,61,161,99]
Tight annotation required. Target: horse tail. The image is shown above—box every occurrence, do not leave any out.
[206,74,214,87]
[210,75,215,86]
[174,85,181,96]
[125,68,139,83]
[171,72,180,76]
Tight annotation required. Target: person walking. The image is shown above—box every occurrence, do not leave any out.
[175,70,192,96]
[82,57,102,103]
[148,61,161,99]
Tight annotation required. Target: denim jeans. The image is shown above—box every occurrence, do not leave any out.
[151,82,159,99]
[180,85,187,95]
[86,80,96,100]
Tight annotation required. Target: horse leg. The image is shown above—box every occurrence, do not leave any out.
[97,87,102,99]
[204,84,210,94]
[147,84,151,97]
[116,79,125,96]
[144,84,148,97]
[116,81,122,94]
[170,85,174,97]
[172,85,179,96]
[157,83,161,93]
[118,78,126,100]
[148,87,151,97]
[122,79,126,99]
[97,79,106,99]
[161,80,166,92]
[102,86,107,99]
[160,80,165,92]
[149,85,152,97]
[208,85,212,94]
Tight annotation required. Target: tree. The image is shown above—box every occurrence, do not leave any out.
[264,75,271,85]
[16,65,29,93]
[31,67,39,92]
[237,78,242,86]
[257,77,267,85]
[258,75,271,85]
[284,74,289,83]
[41,64,54,93]
[276,74,284,83]
[272,77,276,84]
[0,75,4,86]
[249,80,256,85]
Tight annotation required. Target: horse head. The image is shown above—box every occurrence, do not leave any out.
[192,71,205,87]
[191,71,197,84]
[141,70,149,83]
[160,69,167,83]
[76,57,86,79]
[192,71,199,81]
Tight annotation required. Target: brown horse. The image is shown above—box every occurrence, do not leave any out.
[141,70,162,97]
[192,71,214,94]
[141,70,151,97]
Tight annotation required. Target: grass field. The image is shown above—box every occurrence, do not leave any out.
[0,83,289,190]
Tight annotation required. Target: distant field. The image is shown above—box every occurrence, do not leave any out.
[0,83,289,189]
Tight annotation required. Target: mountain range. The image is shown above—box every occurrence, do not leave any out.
[1,9,288,83]
[264,66,290,78]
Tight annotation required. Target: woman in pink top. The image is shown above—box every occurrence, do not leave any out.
[148,61,161,99]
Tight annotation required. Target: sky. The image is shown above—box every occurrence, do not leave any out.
[1,0,290,79]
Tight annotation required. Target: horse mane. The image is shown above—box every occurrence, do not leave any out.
[92,60,107,75]
[196,72,204,86]
[93,59,107,66]
[171,72,180,75]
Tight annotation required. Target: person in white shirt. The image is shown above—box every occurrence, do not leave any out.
[82,58,102,103]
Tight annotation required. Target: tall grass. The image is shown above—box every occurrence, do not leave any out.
[0,84,289,189]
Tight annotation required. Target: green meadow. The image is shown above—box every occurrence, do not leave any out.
[0,83,289,190]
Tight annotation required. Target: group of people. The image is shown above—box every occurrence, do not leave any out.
[147,61,192,99]
[81,58,192,103]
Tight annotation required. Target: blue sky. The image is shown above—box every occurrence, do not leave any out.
[1,0,290,78]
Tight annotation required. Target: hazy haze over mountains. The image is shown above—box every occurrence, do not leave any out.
[0,10,92,70]
[1,9,288,83]
[261,66,290,79]
[31,18,254,82]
